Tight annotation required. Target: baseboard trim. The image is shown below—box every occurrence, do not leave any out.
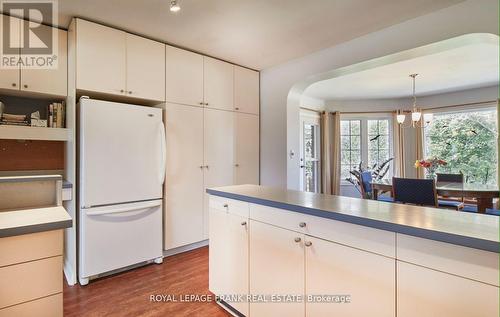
[163,240,209,257]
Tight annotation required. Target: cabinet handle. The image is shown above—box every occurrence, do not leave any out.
[199,165,204,169]
[11,83,16,87]
[299,222,306,228]
[223,204,228,208]
[294,237,301,243]
[241,221,247,226]
[120,89,124,93]
[23,84,28,88]
[205,102,209,106]
[128,91,132,94]
[235,107,239,110]
[199,102,204,106]
[205,165,209,169]
[304,241,312,247]
[235,164,239,167]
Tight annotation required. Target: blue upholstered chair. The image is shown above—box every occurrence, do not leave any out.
[393,177,437,207]
[360,171,393,202]
[461,205,500,216]
[436,173,465,210]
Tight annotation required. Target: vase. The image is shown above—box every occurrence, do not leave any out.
[426,167,436,179]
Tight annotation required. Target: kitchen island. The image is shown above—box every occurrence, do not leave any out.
[207,185,499,317]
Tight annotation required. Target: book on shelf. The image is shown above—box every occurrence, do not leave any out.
[48,102,65,128]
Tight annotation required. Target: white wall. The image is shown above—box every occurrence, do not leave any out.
[259,0,499,189]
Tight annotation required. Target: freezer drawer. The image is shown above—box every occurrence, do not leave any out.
[79,200,163,279]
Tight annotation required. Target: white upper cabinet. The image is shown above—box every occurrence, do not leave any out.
[76,19,126,96]
[75,19,165,101]
[234,66,259,115]
[203,57,234,111]
[21,25,67,97]
[0,15,20,91]
[234,112,259,185]
[165,45,204,107]
[126,34,165,101]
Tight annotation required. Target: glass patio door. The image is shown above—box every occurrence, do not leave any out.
[300,110,321,193]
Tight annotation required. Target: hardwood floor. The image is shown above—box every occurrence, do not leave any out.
[64,247,230,317]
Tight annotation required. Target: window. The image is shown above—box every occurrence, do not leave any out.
[424,108,498,185]
[368,119,390,168]
[341,117,393,182]
[300,110,321,193]
[340,120,361,180]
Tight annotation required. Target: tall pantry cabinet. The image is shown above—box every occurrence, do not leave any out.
[164,46,260,250]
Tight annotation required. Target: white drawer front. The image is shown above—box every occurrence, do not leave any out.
[0,256,62,308]
[0,230,63,267]
[397,234,499,286]
[209,196,249,218]
[0,293,62,317]
[250,203,395,257]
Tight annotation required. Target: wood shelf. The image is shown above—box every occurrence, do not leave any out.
[0,125,72,141]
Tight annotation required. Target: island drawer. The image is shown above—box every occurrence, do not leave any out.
[0,230,63,267]
[0,256,62,308]
[0,293,62,317]
[397,234,499,286]
[250,203,395,257]
[209,196,249,218]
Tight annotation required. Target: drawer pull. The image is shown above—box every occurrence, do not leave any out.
[241,221,247,226]
[223,204,228,208]
[304,241,312,247]
[294,237,301,243]
[299,222,307,228]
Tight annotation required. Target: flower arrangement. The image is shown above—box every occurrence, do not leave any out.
[415,158,447,178]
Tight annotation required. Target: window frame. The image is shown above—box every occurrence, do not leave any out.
[340,114,394,185]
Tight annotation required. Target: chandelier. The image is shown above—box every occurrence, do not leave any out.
[397,74,433,128]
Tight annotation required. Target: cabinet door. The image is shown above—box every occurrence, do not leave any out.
[76,19,126,95]
[234,112,259,185]
[305,236,395,317]
[203,57,233,111]
[165,45,204,107]
[249,220,304,317]
[21,26,67,96]
[398,261,499,317]
[126,34,165,101]
[203,108,234,237]
[209,208,249,316]
[234,66,259,114]
[164,103,204,250]
[0,15,20,91]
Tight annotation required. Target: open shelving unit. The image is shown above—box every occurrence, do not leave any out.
[0,125,72,141]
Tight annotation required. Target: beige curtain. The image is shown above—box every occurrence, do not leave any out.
[392,112,405,177]
[321,111,341,195]
[415,127,425,179]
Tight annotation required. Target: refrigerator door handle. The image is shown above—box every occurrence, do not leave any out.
[86,200,162,216]
[159,122,167,185]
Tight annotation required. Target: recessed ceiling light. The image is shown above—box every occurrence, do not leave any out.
[170,0,180,12]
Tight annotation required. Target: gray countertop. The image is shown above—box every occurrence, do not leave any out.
[207,185,500,253]
[0,206,72,238]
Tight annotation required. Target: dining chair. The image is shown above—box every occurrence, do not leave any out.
[435,173,465,210]
[436,173,464,183]
[461,205,500,216]
[392,177,437,207]
[360,171,393,202]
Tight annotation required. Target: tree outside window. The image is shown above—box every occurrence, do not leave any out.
[424,109,498,185]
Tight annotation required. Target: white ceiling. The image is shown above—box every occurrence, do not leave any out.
[53,0,463,70]
[304,42,499,100]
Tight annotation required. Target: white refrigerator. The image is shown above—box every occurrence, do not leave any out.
[78,98,166,285]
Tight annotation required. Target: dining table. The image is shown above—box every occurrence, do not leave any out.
[370,179,500,213]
